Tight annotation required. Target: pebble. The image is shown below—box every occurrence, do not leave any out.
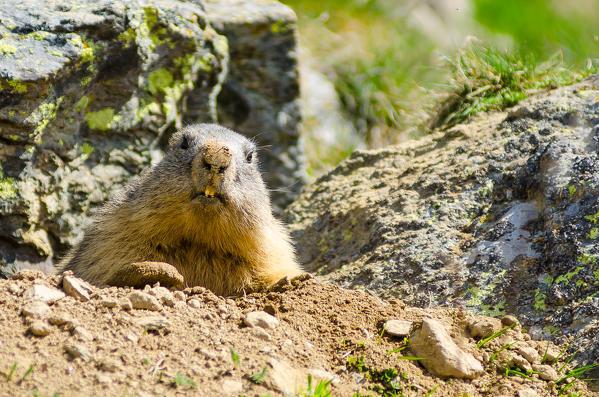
[135,316,171,331]
[128,291,162,311]
[62,274,93,301]
[99,298,118,308]
[250,327,272,341]
[514,342,540,364]
[148,286,176,307]
[518,388,538,397]
[22,301,51,319]
[96,358,120,372]
[409,319,484,379]
[533,364,559,381]
[23,284,65,303]
[188,299,202,309]
[29,320,52,336]
[8,283,20,295]
[510,354,532,372]
[467,317,501,339]
[173,291,186,301]
[73,326,93,341]
[244,311,279,330]
[384,319,412,337]
[119,298,132,311]
[48,311,77,328]
[501,314,520,327]
[64,343,92,362]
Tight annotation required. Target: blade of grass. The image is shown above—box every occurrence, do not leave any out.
[477,323,516,349]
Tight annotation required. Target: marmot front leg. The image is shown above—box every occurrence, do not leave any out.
[106,261,185,289]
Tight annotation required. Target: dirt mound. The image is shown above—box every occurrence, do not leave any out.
[0,271,594,396]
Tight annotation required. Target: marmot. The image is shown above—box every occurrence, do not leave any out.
[60,124,302,295]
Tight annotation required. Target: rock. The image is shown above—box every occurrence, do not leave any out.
[128,291,161,311]
[135,316,171,331]
[173,291,186,301]
[188,299,203,309]
[28,320,52,337]
[48,312,76,328]
[533,364,559,381]
[284,74,599,373]
[21,301,50,319]
[119,299,133,311]
[517,388,538,397]
[72,326,93,341]
[99,298,118,308]
[148,286,176,307]
[221,378,243,395]
[501,315,520,328]
[62,275,93,301]
[96,358,120,373]
[384,319,412,337]
[539,345,561,362]
[409,319,484,379]
[268,358,306,394]
[244,311,279,330]
[510,354,532,372]
[514,342,541,364]
[12,270,44,281]
[23,284,65,303]
[467,317,501,339]
[64,343,92,362]
[250,327,272,341]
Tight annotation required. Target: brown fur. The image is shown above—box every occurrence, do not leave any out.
[60,124,301,295]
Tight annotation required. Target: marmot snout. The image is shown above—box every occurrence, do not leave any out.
[60,123,302,295]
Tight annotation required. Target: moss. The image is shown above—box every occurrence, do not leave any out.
[589,227,599,240]
[568,184,576,199]
[9,135,18,141]
[86,108,121,131]
[1,78,28,93]
[578,252,596,265]
[540,274,553,287]
[0,164,18,200]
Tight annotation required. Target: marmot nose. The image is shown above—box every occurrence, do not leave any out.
[202,141,232,174]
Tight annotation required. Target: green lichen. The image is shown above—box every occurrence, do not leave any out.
[270,20,292,35]
[586,210,599,224]
[589,228,599,240]
[50,50,63,57]
[32,98,62,138]
[540,273,553,287]
[481,300,505,317]
[555,266,585,285]
[534,288,546,311]
[0,164,18,200]
[27,31,50,40]
[9,135,18,141]
[75,95,90,112]
[568,184,576,199]
[1,78,28,93]
[80,142,94,157]
[578,252,597,265]
[147,69,174,95]
[0,40,16,55]
[85,108,120,131]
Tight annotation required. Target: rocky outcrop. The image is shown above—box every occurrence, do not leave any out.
[285,73,599,376]
[0,0,301,275]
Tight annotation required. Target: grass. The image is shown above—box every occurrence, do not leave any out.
[230,347,240,367]
[249,366,268,384]
[298,374,332,397]
[476,323,515,349]
[169,373,197,388]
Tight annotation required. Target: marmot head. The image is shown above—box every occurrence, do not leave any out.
[149,124,271,224]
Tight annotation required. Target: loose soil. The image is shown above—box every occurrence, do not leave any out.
[0,271,595,396]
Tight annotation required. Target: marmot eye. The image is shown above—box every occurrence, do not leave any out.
[180,136,190,150]
[245,150,254,162]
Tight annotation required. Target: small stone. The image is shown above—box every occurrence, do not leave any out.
[96,358,120,372]
[48,311,76,328]
[250,327,271,341]
[99,298,118,308]
[29,320,52,337]
[533,364,559,381]
[73,326,93,341]
[62,275,93,301]
[13,269,44,281]
[514,342,541,364]
[8,283,20,295]
[148,286,176,307]
[119,298,132,310]
[96,374,111,385]
[22,301,51,319]
[221,378,243,395]
[173,291,186,301]
[384,319,412,337]
[64,343,92,362]
[125,333,139,344]
[135,316,171,331]
[23,284,65,303]
[510,354,532,372]
[467,317,501,339]
[541,345,560,362]
[128,291,162,311]
[409,319,484,379]
[188,298,202,309]
[501,314,520,327]
[244,311,279,330]
[518,388,538,397]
